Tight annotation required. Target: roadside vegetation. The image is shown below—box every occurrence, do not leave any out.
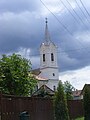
[75,117,84,120]
[83,85,90,120]
[0,53,37,96]
[54,81,70,120]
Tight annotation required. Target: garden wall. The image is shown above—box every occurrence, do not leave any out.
[0,93,84,120]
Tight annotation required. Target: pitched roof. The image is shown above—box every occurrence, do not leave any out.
[35,75,48,81]
[32,85,55,97]
[72,90,82,97]
[31,68,48,81]
[31,68,41,75]
[81,84,90,95]
[40,18,56,47]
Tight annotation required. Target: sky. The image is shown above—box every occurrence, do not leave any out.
[0,0,90,90]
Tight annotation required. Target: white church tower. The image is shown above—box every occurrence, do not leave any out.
[39,18,59,91]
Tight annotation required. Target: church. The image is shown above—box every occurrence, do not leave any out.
[32,18,59,91]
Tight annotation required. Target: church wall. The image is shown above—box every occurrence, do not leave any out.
[46,79,59,91]
[40,43,58,68]
[38,19,59,91]
[39,67,59,80]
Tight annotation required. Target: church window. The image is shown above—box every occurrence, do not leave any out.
[51,53,54,61]
[43,54,45,62]
[53,86,56,91]
[53,73,55,76]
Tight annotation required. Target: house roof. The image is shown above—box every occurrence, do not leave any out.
[72,90,82,97]
[31,68,48,81]
[32,85,55,97]
[81,84,90,95]
[35,75,48,81]
[31,68,41,75]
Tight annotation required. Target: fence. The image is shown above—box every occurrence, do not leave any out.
[68,100,84,119]
[0,92,84,120]
[0,93,54,120]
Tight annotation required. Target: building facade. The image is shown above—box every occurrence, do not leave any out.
[38,18,59,90]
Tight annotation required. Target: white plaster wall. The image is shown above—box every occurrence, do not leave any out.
[40,42,58,68]
[39,67,59,80]
[38,80,48,88]
[38,79,59,91]
[46,79,59,90]
[39,41,59,90]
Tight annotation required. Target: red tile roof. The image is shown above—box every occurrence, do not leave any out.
[72,90,82,97]
[35,75,48,81]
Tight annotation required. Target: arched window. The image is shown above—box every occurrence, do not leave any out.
[53,86,56,91]
[51,53,54,61]
[53,73,55,76]
[43,54,45,62]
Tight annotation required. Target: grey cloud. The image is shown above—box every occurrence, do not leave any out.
[0,0,40,13]
[0,12,43,54]
[0,0,90,72]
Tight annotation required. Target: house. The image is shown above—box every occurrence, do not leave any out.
[32,84,55,97]
[72,90,82,100]
[72,84,90,100]
[80,84,90,99]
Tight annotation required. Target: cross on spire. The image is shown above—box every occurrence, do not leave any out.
[45,17,48,24]
[45,18,51,44]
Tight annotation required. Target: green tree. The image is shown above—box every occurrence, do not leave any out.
[0,53,37,96]
[83,87,90,120]
[54,81,70,120]
[64,81,75,100]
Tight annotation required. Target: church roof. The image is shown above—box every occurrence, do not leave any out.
[40,18,56,47]
[32,84,55,97]
[31,68,48,81]
[31,68,41,75]
[45,18,51,44]
[35,75,48,81]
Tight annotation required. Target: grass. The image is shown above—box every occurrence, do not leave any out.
[75,117,84,120]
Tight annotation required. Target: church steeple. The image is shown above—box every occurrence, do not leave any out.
[39,18,59,91]
[45,18,51,44]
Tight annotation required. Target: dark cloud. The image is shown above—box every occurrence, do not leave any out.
[0,0,90,72]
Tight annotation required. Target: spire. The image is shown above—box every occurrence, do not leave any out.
[45,18,51,44]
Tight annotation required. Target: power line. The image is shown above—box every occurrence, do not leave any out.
[66,0,90,31]
[37,1,90,71]
[58,0,90,41]
[58,0,79,23]
[30,52,90,72]
[59,47,90,54]
[29,46,90,57]
[79,0,90,17]
[58,0,90,39]
[40,0,73,36]
[74,0,90,24]
[59,0,90,47]
[40,0,90,53]
[65,0,89,30]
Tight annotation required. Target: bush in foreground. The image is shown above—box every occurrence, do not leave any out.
[54,81,70,120]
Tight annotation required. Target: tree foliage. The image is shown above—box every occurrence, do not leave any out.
[83,86,90,120]
[54,81,70,120]
[63,81,75,100]
[0,53,37,96]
